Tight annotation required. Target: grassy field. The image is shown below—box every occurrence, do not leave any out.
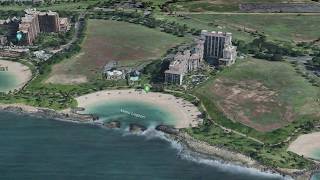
[169,0,314,12]
[0,1,98,11]
[191,14,320,42]
[194,58,320,137]
[47,20,187,84]
[159,14,320,43]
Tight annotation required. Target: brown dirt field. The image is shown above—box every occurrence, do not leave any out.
[211,78,295,132]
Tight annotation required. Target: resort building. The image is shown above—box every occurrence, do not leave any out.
[165,39,204,85]
[0,17,19,41]
[164,30,237,85]
[16,9,69,45]
[19,12,40,45]
[38,11,60,33]
[201,30,237,66]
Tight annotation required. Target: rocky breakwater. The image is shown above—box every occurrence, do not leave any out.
[155,125,179,135]
[155,125,308,179]
[129,123,147,133]
[104,121,121,129]
[0,104,96,123]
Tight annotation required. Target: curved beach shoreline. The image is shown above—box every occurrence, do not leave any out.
[75,89,203,129]
[0,60,32,92]
[0,100,318,179]
[0,103,317,179]
[288,132,320,160]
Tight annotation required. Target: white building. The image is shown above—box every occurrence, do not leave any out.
[105,70,125,80]
[201,30,237,66]
[165,39,204,85]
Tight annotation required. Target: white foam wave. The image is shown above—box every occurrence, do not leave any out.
[117,125,291,179]
[140,127,290,179]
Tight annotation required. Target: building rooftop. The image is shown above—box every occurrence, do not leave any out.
[201,30,232,37]
[59,18,69,24]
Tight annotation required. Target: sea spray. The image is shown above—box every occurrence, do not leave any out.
[118,126,290,180]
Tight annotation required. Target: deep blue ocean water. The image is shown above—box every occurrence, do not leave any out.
[0,110,286,180]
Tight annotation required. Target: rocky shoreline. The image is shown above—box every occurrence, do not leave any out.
[0,103,318,180]
[0,104,96,124]
[156,126,319,180]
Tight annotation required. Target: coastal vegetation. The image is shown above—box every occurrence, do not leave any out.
[0,0,100,11]
[161,13,320,43]
[0,1,320,177]
[185,57,319,169]
[194,58,320,143]
[163,0,313,12]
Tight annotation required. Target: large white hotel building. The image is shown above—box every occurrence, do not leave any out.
[164,30,237,85]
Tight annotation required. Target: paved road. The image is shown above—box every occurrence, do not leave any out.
[48,13,86,54]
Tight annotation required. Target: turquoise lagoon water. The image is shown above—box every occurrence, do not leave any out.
[0,107,286,179]
[312,149,320,160]
[83,100,177,128]
[0,71,18,92]
[312,173,320,180]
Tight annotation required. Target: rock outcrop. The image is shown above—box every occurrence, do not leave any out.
[129,123,147,133]
[104,121,121,129]
[155,125,179,135]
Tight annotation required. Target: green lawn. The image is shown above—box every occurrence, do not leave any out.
[193,14,320,42]
[0,1,98,11]
[47,19,187,84]
[194,58,320,143]
[170,0,313,12]
[161,14,320,43]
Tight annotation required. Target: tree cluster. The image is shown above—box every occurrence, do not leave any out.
[235,35,305,61]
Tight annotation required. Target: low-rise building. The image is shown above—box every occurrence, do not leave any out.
[104,70,126,80]
[102,61,126,80]
[0,35,7,45]
[59,18,70,32]
[33,50,52,61]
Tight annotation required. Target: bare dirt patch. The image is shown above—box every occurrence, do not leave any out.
[211,78,295,132]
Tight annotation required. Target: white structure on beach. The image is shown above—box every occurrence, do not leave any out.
[102,61,125,80]
[105,70,125,80]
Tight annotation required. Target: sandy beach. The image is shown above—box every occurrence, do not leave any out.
[76,89,203,128]
[0,60,32,92]
[288,132,320,160]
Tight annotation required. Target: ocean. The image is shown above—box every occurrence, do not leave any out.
[0,71,17,92]
[0,101,287,180]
